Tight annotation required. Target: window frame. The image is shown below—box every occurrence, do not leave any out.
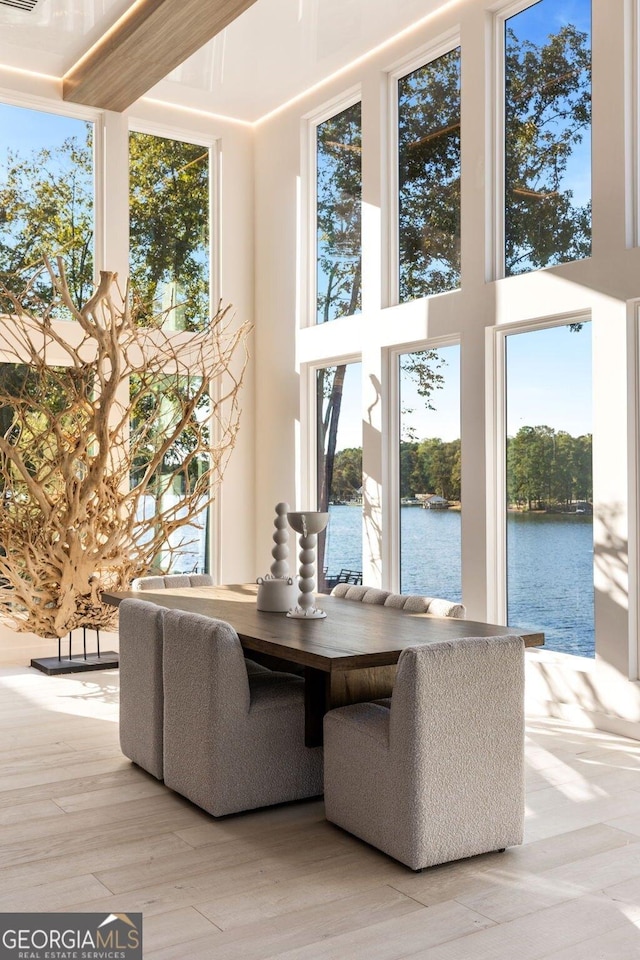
[127,119,221,330]
[487,310,593,645]
[303,87,363,329]
[493,0,593,280]
[127,120,221,578]
[387,335,461,593]
[0,95,235,586]
[0,92,102,296]
[386,29,461,308]
[303,352,363,511]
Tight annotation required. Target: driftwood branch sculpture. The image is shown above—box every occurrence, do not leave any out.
[0,259,250,638]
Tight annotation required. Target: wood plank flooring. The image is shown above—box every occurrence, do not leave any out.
[1,664,640,958]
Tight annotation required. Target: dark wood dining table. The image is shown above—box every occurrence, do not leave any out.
[103,583,544,746]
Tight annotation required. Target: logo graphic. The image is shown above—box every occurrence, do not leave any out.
[0,912,143,960]
[98,914,139,931]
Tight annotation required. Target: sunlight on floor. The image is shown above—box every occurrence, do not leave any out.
[0,668,119,722]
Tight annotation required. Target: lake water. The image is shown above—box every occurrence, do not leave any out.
[324,504,595,658]
[139,495,208,574]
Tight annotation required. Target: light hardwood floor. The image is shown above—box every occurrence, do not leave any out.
[2,664,640,959]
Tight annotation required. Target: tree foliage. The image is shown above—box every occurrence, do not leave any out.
[0,128,94,308]
[505,19,591,274]
[316,104,362,324]
[398,48,461,300]
[0,259,249,637]
[129,132,209,330]
[400,438,461,501]
[329,447,362,501]
[315,19,591,570]
[346,424,591,511]
[0,123,211,329]
[507,424,592,509]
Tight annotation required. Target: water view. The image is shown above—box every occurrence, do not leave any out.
[507,511,593,657]
[324,504,595,658]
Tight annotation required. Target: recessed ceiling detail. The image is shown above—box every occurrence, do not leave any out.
[0,0,39,10]
[0,0,453,123]
[63,0,259,112]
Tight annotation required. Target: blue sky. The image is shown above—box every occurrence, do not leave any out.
[401,345,460,444]
[506,322,592,437]
[506,0,591,208]
[508,0,590,39]
[0,103,90,180]
[333,322,592,451]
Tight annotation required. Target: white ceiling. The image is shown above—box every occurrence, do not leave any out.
[0,0,450,122]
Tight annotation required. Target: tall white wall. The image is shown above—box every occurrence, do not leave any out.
[253,0,640,736]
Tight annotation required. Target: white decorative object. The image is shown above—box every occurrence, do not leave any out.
[270,502,291,577]
[286,511,329,619]
[256,502,298,612]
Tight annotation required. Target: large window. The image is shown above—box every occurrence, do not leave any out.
[399,345,461,600]
[316,362,362,591]
[505,322,593,656]
[0,103,94,308]
[504,0,591,276]
[316,103,362,324]
[131,374,211,575]
[397,47,461,302]
[129,131,210,331]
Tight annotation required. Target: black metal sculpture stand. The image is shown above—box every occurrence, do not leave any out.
[32,627,117,675]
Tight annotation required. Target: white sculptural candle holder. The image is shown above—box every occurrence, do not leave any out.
[269,502,291,578]
[286,510,329,619]
[256,502,297,612]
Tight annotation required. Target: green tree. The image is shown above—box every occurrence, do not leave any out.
[507,424,592,510]
[573,434,592,501]
[129,132,209,330]
[508,426,541,509]
[400,442,419,498]
[316,22,590,566]
[316,104,362,324]
[408,437,461,501]
[0,126,210,329]
[505,19,591,274]
[0,130,94,307]
[398,47,461,299]
[450,440,461,501]
[552,430,575,507]
[331,447,362,501]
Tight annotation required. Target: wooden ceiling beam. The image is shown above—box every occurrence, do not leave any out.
[63,0,258,113]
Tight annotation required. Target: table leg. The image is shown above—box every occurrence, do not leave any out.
[304,667,329,748]
[303,664,397,748]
